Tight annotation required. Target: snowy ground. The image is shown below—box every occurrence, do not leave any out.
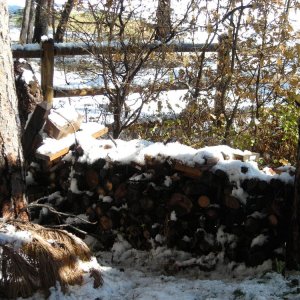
[28,237,300,300]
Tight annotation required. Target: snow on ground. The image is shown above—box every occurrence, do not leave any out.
[26,237,300,300]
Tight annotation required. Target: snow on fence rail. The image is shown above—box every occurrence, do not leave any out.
[11,40,220,103]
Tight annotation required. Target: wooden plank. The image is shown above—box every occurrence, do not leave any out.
[36,147,71,162]
[91,127,108,138]
[36,127,108,161]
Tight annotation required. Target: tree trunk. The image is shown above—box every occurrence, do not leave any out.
[19,0,32,44]
[214,34,231,124]
[27,0,36,43]
[155,0,171,41]
[33,0,49,43]
[0,2,28,221]
[55,0,76,43]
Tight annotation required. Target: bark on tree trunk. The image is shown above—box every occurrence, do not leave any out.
[155,0,171,41]
[27,0,36,43]
[33,0,49,43]
[19,0,32,44]
[0,2,29,221]
[214,34,231,125]
[55,0,76,43]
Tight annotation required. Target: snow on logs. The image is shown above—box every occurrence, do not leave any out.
[29,138,294,269]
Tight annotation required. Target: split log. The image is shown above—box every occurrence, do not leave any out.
[173,162,202,178]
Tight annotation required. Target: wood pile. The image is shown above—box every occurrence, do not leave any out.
[27,146,294,269]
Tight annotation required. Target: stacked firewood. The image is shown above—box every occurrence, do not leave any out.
[27,154,294,268]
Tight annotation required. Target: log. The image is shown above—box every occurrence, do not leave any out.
[173,162,202,178]
[99,215,113,231]
[198,195,210,208]
[268,214,278,227]
[140,196,154,212]
[224,195,240,210]
[214,169,229,185]
[114,182,127,201]
[244,217,262,235]
[183,181,210,197]
[205,206,219,220]
[85,169,99,190]
[168,193,193,215]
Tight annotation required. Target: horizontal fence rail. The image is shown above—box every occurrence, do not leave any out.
[11,40,219,102]
[12,41,219,58]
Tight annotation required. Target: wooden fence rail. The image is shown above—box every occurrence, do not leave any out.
[12,40,219,104]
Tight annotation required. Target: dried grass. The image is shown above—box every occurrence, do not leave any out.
[0,220,102,299]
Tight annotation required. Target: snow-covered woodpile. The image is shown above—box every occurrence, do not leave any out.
[26,113,295,270]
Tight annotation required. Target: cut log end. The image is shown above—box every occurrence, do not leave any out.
[224,195,240,210]
[198,195,210,208]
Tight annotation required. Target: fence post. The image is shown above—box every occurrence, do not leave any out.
[41,38,54,105]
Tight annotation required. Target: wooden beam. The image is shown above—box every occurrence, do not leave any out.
[12,42,219,59]
[12,43,42,58]
[54,87,107,98]
[36,126,108,161]
[41,39,54,105]
[53,82,188,98]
